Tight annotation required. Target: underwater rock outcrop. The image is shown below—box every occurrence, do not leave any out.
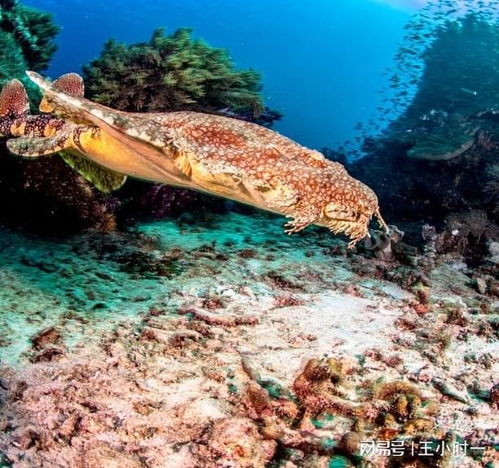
[389,14,499,162]
[342,12,499,261]
[0,0,100,232]
[0,1,100,233]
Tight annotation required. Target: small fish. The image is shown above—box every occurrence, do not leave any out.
[460,88,478,96]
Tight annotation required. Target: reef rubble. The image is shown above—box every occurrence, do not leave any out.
[0,211,496,467]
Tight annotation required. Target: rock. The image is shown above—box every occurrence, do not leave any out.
[489,281,499,297]
[340,431,361,455]
[490,383,499,410]
[32,346,65,363]
[475,277,487,295]
[181,398,229,423]
[488,241,499,264]
[30,327,61,350]
[207,418,276,467]
[82,443,143,468]
[363,225,404,262]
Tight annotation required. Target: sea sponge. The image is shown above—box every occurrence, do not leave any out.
[372,380,421,401]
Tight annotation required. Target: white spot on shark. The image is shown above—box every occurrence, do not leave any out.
[91,109,105,119]
[126,128,140,138]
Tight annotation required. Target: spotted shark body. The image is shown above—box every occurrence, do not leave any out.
[0,72,388,246]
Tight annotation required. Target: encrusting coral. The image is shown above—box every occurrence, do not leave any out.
[235,356,468,467]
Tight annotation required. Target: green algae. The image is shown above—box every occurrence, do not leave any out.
[328,455,352,468]
[260,380,286,399]
[311,413,335,429]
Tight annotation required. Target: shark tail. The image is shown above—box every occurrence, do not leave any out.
[26,71,178,182]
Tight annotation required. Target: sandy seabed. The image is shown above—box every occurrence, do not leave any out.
[0,212,497,467]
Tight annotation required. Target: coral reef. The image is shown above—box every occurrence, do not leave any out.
[0,3,496,466]
[0,153,119,233]
[349,137,499,229]
[343,0,499,160]
[388,14,499,161]
[0,1,108,233]
[338,13,499,263]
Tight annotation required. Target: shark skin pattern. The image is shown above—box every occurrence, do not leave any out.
[1,72,388,246]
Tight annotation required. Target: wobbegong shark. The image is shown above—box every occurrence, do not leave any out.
[0,72,388,246]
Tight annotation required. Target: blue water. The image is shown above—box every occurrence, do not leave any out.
[23,0,419,150]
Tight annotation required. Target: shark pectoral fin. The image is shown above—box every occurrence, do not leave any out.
[283,204,319,234]
[60,151,127,193]
[6,129,73,157]
[284,215,316,234]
